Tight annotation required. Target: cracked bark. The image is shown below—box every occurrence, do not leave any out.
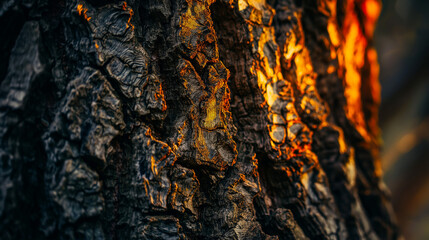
[0,0,400,239]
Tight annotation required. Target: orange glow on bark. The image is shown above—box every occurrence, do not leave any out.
[362,0,381,20]
[244,0,382,178]
[122,2,135,30]
[362,0,381,37]
[77,4,91,21]
[340,0,373,143]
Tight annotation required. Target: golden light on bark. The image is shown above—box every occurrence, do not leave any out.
[343,16,369,141]
[76,4,91,21]
[241,0,383,179]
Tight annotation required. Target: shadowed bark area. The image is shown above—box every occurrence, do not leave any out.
[0,0,399,239]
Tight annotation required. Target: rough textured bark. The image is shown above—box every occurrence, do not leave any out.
[0,0,399,239]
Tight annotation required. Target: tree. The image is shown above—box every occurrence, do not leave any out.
[0,0,400,239]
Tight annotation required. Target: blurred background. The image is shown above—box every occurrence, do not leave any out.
[375,0,429,239]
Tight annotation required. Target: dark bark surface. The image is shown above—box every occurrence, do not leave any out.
[0,0,399,239]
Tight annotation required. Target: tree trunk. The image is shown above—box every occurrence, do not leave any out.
[0,0,399,239]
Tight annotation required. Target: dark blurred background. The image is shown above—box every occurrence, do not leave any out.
[375,0,429,239]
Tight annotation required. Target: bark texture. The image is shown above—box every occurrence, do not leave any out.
[0,0,399,239]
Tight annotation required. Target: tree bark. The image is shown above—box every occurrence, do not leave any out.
[0,0,399,239]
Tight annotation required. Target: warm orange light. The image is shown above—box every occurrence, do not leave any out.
[122,2,135,30]
[362,0,381,22]
[367,48,380,105]
[77,4,91,21]
[341,2,371,142]
[361,0,381,37]
[327,22,340,47]
[239,0,381,180]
